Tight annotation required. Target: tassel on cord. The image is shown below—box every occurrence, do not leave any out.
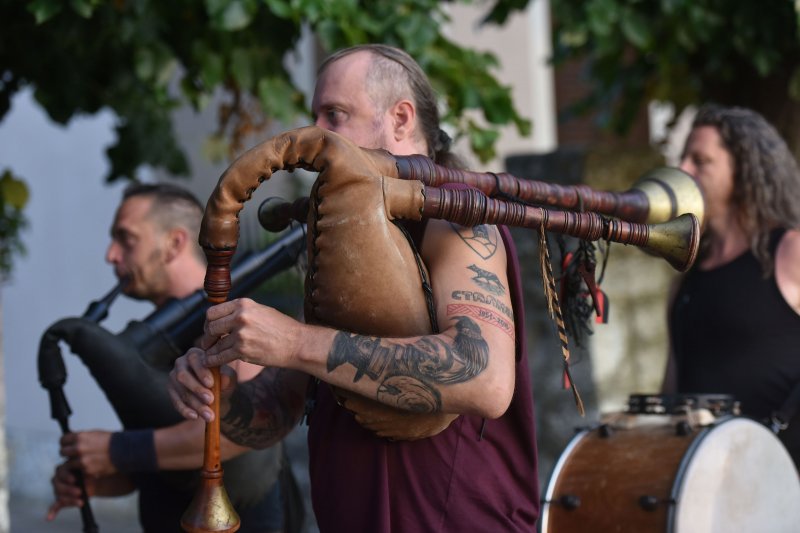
[559,249,594,346]
[558,239,611,347]
[539,223,585,416]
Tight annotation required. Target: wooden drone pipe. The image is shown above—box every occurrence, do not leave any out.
[255,186,700,274]
[395,155,705,227]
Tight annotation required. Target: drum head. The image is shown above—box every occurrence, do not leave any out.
[674,417,800,532]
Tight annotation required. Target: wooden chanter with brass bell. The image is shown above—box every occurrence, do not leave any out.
[180,278,240,533]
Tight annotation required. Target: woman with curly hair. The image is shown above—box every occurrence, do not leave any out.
[663,104,800,466]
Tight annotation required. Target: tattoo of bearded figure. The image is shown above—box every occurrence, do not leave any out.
[327,316,490,412]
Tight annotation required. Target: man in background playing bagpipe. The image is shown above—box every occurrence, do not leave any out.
[47,183,297,532]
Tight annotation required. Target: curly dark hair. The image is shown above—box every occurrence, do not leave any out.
[690,104,800,274]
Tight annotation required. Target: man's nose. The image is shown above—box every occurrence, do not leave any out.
[105,241,119,264]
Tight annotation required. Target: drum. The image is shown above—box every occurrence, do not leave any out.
[540,394,800,533]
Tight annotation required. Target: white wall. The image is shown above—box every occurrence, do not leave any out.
[445,1,557,170]
[0,90,154,505]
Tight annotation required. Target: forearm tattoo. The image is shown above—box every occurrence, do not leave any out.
[220,368,301,448]
[327,316,489,412]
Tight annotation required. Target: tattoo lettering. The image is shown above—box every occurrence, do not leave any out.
[448,303,515,340]
[450,223,497,259]
[451,289,514,320]
[468,264,506,295]
[327,316,490,412]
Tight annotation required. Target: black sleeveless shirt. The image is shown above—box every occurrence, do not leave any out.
[671,228,800,465]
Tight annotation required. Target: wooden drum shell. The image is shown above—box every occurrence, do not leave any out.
[541,415,800,533]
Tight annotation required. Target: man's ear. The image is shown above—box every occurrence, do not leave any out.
[164,228,188,263]
[390,99,416,142]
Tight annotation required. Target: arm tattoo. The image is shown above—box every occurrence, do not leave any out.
[451,283,514,339]
[220,368,301,448]
[449,222,498,259]
[451,288,514,320]
[467,264,506,295]
[447,304,515,340]
[327,316,489,412]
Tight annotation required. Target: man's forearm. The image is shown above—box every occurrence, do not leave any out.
[326,315,491,413]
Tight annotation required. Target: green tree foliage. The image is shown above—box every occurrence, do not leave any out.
[0,0,531,276]
[489,0,800,150]
[547,0,800,139]
[0,169,29,279]
[2,0,531,181]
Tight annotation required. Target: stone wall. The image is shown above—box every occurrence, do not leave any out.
[589,247,675,414]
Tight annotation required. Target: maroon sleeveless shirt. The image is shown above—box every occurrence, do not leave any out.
[306,222,540,532]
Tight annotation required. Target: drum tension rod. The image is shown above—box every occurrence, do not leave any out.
[675,420,693,436]
[638,495,676,511]
[541,494,581,510]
